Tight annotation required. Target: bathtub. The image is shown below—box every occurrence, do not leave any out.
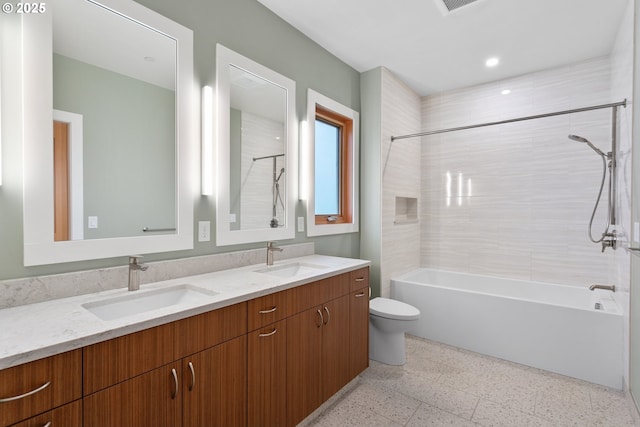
[391,268,624,389]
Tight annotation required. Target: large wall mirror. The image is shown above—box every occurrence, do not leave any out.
[215,44,297,245]
[22,0,196,265]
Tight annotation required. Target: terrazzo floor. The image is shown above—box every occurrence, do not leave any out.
[308,335,639,427]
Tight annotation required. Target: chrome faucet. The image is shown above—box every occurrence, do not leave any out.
[589,284,615,292]
[266,241,283,266]
[128,255,149,291]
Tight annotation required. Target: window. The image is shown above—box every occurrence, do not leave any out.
[305,89,359,236]
[314,106,353,224]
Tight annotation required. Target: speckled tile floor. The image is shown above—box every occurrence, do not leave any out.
[308,336,640,427]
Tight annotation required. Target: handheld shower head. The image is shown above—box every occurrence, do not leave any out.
[568,134,607,157]
[568,134,589,143]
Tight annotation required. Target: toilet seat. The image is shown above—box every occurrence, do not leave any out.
[370,297,420,321]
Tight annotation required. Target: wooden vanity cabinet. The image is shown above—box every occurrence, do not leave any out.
[83,302,247,427]
[0,349,82,427]
[349,267,370,378]
[286,274,352,427]
[3,265,370,427]
[247,319,287,427]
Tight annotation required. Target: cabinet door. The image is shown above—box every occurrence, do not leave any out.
[83,322,175,394]
[286,307,323,427]
[83,363,181,427]
[9,400,82,427]
[248,320,287,427]
[182,336,247,427]
[321,295,351,401]
[349,287,370,378]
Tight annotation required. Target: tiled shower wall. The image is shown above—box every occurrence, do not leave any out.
[420,56,627,286]
[380,68,422,297]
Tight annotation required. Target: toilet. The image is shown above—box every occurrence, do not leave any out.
[369,297,421,365]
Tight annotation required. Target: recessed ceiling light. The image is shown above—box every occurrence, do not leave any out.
[501,89,511,95]
[485,57,499,68]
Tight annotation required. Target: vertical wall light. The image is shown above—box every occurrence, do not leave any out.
[201,85,213,195]
[298,119,309,201]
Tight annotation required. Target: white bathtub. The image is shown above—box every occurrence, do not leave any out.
[391,268,624,389]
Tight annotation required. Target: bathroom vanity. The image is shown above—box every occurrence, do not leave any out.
[0,256,370,427]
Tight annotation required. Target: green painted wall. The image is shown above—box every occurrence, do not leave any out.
[0,0,361,280]
[359,68,382,297]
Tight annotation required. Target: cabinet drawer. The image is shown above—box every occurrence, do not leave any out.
[349,267,369,292]
[175,302,247,358]
[0,349,82,427]
[83,322,175,395]
[248,291,288,331]
[9,400,82,427]
[287,273,350,315]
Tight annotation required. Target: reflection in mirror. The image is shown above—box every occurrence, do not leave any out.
[228,65,287,231]
[22,0,195,265]
[52,0,176,240]
[215,44,297,246]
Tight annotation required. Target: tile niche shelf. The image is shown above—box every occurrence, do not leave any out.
[394,196,418,225]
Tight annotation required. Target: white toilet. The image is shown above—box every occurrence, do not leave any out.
[369,297,421,365]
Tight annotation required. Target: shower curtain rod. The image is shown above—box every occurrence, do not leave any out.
[390,99,627,141]
[253,153,285,161]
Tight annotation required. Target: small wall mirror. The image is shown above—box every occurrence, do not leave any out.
[215,44,297,245]
[22,0,196,265]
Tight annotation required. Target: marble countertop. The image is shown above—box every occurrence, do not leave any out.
[0,255,370,370]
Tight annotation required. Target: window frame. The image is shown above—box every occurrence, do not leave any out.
[304,89,359,237]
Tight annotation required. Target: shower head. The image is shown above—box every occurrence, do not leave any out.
[568,134,607,157]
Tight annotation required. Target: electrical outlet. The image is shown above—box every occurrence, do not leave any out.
[297,216,305,232]
[88,216,98,229]
[198,221,211,242]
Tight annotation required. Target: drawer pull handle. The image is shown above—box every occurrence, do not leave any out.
[323,306,330,325]
[0,381,50,403]
[259,328,278,337]
[170,368,178,399]
[188,362,196,391]
[355,277,365,282]
[316,309,323,328]
[258,306,277,314]
[43,423,52,427]
[355,292,366,297]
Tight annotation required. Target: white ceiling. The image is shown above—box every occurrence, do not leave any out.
[53,0,176,91]
[256,0,631,96]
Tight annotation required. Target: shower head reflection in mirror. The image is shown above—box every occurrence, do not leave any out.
[214,44,297,246]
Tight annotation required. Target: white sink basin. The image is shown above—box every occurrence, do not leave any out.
[82,284,217,321]
[254,262,327,278]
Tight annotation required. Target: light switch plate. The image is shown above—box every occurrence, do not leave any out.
[297,216,305,232]
[198,221,211,242]
[88,216,98,229]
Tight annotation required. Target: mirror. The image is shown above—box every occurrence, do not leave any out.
[215,44,297,246]
[23,0,196,265]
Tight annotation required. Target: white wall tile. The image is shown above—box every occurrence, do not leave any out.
[420,56,625,288]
